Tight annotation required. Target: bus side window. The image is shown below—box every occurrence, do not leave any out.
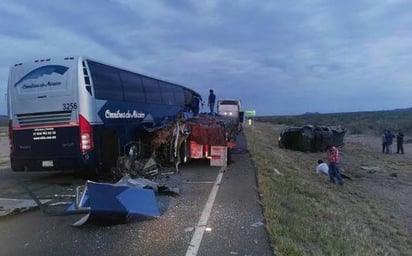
[173,87,185,106]
[183,89,193,109]
[159,81,175,105]
[120,71,145,103]
[88,61,123,101]
[142,77,162,104]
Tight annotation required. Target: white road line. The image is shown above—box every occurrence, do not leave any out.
[185,166,226,256]
[184,181,215,184]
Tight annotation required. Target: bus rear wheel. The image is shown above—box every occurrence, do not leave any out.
[100,129,120,173]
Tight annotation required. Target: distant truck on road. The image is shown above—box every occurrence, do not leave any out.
[217,99,243,132]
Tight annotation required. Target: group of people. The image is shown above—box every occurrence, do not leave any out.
[191,89,216,116]
[381,130,404,154]
[316,130,406,186]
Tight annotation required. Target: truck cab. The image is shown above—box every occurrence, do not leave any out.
[217,99,243,131]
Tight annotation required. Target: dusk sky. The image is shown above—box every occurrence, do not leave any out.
[1,0,412,116]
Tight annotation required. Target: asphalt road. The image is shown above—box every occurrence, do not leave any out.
[0,133,273,256]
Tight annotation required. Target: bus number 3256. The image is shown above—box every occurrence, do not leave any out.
[62,102,78,110]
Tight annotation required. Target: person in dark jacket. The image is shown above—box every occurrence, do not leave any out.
[191,95,203,117]
[396,131,404,154]
[208,89,216,114]
[385,130,395,154]
[381,131,387,153]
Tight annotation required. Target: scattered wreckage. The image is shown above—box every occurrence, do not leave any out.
[13,111,240,226]
[66,178,162,226]
[16,174,181,226]
[111,112,239,178]
[278,125,347,152]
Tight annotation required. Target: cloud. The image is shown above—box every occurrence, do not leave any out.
[1,0,412,116]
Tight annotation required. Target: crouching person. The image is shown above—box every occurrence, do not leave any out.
[316,159,329,176]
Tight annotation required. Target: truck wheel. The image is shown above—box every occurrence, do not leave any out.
[227,147,232,165]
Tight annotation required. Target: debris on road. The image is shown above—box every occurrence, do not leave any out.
[273,168,283,176]
[67,180,160,226]
[360,165,381,173]
[66,173,183,226]
[250,220,265,228]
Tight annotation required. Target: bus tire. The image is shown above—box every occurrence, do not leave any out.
[100,129,120,172]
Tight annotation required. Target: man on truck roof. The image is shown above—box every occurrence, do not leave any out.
[208,89,216,115]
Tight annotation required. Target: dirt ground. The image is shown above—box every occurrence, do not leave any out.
[266,123,412,239]
[342,133,412,236]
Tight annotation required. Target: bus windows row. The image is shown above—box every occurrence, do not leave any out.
[87,60,186,106]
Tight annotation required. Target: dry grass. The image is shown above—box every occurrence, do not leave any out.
[244,122,412,256]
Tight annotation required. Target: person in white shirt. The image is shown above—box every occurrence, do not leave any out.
[316,160,329,176]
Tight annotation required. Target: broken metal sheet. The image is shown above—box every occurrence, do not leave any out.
[72,213,91,227]
[67,180,160,226]
[155,173,183,196]
[116,176,182,196]
[250,220,265,228]
[113,155,160,179]
[273,168,283,176]
[360,166,381,174]
[143,158,158,172]
[0,198,50,217]
[115,177,159,192]
[360,166,380,171]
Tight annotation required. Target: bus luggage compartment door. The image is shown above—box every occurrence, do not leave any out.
[11,126,81,171]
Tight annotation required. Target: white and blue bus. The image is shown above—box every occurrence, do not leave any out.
[7,56,200,172]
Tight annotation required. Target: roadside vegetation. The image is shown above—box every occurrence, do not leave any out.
[257,108,412,135]
[244,110,412,255]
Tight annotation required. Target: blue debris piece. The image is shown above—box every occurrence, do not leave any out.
[67,180,160,225]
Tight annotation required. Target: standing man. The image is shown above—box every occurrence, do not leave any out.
[326,145,344,185]
[208,89,216,115]
[396,131,404,154]
[191,94,203,117]
[381,130,387,153]
[385,130,395,154]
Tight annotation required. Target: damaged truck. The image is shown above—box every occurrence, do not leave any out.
[278,125,347,152]
[112,111,240,178]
